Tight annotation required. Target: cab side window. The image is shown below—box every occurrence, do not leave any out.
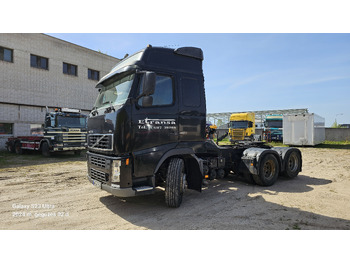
[138,75,173,107]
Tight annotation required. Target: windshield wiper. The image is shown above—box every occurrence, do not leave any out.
[91,106,99,116]
[104,101,115,114]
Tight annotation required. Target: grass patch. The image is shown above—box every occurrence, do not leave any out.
[316,141,350,149]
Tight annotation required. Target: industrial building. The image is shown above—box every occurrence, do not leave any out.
[0,34,120,149]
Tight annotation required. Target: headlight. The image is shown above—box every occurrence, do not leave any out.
[111,160,121,183]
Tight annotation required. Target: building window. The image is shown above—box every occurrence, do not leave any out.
[63,62,77,76]
[88,69,100,81]
[0,46,13,62]
[30,54,49,70]
[0,123,13,135]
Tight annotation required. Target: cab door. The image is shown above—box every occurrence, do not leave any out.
[131,73,179,177]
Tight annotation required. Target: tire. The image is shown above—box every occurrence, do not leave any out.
[15,141,23,155]
[223,169,230,178]
[253,154,279,186]
[165,158,187,208]
[282,151,301,178]
[216,169,225,179]
[41,142,51,157]
[209,169,217,180]
[74,150,81,156]
[243,172,256,184]
[7,141,15,153]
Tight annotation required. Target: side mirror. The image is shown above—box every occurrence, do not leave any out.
[45,117,51,128]
[142,72,156,96]
[142,96,153,107]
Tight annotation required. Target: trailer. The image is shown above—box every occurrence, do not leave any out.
[86,46,303,207]
[6,108,87,156]
[283,113,325,146]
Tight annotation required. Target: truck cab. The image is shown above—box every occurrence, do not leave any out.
[87,46,206,201]
[264,114,283,141]
[229,112,255,141]
[6,107,87,156]
[43,108,87,155]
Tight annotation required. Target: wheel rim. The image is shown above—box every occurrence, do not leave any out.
[288,153,299,172]
[263,159,276,179]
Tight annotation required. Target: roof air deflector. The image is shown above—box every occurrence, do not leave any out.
[174,47,203,60]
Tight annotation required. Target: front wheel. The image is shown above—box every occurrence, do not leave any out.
[41,142,51,157]
[165,158,187,208]
[253,153,279,186]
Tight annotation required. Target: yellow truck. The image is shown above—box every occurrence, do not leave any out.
[229,112,255,141]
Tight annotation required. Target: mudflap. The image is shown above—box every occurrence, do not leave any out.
[184,156,203,192]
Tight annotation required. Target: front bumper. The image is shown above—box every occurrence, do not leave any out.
[53,146,86,151]
[87,174,136,197]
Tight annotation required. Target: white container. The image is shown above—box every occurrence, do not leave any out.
[283,113,325,146]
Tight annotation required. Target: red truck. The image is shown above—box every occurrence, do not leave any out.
[6,108,87,156]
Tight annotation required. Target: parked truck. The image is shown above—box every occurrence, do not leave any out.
[229,112,255,142]
[6,107,87,156]
[264,114,283,142]
[86,46,302,207]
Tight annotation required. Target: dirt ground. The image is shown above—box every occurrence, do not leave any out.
[0,147,349,230]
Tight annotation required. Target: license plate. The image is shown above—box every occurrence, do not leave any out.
[92,179,101,189]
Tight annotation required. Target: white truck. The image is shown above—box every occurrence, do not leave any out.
[283,113,325,146]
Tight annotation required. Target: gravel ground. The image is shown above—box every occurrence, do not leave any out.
[0,147,349,230]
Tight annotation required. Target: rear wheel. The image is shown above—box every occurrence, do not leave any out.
[41,142,51,157]
[283,151,301,178]
[15,141,23,155]
[165,158,187,208]
[253,154,279,186]
[216,169,225,179]
[209,169,217,180]
[7,141,15,153]
[243,172,256,184]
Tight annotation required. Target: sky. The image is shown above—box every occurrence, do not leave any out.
[46,33,350,127]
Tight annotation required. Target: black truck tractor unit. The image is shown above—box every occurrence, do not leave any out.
[86,46,302,207]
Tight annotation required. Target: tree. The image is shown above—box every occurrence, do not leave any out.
[331,120,341,128]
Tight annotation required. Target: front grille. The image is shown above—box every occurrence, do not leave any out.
[90,168,109,183]
[88,134,113,150]
[63,133,86,143]
[231,129,245,140]
[90,155,107,169]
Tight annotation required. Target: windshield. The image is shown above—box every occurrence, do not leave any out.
[111,52,143,72]
[266,120,282,128]
[94,74,134,110]
[231,121,249,129]
[57,116,87,128]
